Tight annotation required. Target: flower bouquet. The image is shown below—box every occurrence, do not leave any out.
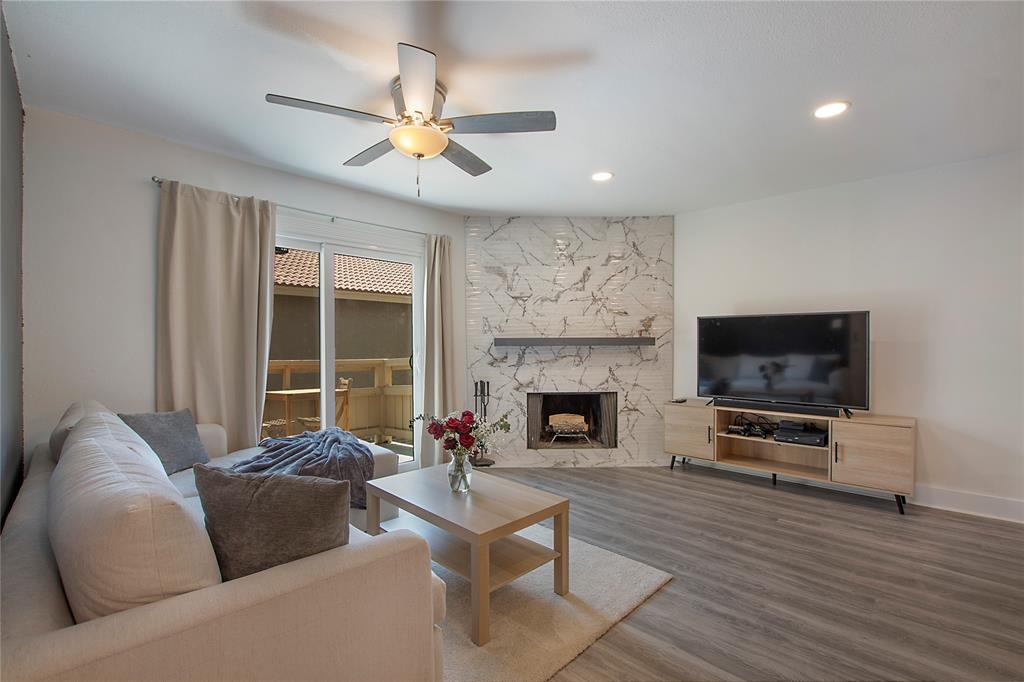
[415,409,511,492]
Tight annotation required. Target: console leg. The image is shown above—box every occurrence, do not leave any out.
[895,494,905,515]
[670,456,676,470]
[772,473,777,486]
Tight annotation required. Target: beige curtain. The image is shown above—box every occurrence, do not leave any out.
[422,234,457,467]
[156,181,276,451]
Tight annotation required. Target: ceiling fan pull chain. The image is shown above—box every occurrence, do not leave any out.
[416,153,422,198]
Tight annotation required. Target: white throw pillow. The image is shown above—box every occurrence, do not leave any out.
[48,432,222,622]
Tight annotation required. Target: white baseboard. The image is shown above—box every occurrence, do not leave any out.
[911,484,1023,523]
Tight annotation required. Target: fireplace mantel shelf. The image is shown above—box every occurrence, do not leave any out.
[494,336,656,347]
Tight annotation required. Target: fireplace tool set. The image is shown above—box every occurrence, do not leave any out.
[472,380,495,466]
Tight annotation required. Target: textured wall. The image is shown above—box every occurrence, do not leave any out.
[466,217,673,467]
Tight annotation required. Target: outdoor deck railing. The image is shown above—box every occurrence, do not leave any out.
[264,358,413,444]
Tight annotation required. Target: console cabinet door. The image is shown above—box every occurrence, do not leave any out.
[664,405,715,461]
[831,421,914,494]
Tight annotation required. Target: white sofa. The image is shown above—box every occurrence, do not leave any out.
[1,402,444,681]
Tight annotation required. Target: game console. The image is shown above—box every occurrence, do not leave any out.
[773,421,828,447]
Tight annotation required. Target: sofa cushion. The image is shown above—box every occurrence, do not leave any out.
[194,465,350,580]
[48,430,222,622]
[61,409,154,456]
[171,442,401,531]
[170,441,398,495]
[118,409,210,475]
[0,448,75,640]
[48,400,111,461]
[169,446,264,498]
[430,571,446,624]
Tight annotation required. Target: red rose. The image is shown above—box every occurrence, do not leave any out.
[459,433,476,449]
[461,410,476,426]
[445,417,462,431]
[426,421,443,440]
[443,436,458,450]
[455,421,471,435]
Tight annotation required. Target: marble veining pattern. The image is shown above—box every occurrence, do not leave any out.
[465,216,673,467]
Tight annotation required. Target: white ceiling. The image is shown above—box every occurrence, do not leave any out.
[5,1,1022,216]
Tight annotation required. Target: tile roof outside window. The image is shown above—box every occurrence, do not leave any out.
[273,250,413,296]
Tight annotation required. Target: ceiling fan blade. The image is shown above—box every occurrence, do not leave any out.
[431,87,446,121]
[396,43,437,117]
[441,139,492,176]
[343,139,394,166]
[266,94,394,125]
[444,111,556,134]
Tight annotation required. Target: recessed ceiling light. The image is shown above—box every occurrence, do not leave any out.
[814,101,851,119]
[591,171,614,182]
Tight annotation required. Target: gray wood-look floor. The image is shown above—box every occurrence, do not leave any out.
[490,465,1024,682]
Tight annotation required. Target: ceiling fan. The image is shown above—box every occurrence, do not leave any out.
[266,43,556,178]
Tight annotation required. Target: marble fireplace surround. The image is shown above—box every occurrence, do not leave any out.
[466,216,673,467]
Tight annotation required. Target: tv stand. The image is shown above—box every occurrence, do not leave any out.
[664,400,916,514]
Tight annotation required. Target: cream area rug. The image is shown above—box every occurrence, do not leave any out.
[437,525,672,682]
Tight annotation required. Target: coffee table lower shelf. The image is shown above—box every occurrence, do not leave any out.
[381,513,560,593]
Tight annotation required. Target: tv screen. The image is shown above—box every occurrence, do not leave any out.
[698,311,869,410]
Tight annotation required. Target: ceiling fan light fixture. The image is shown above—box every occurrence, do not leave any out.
[268,43,555,178]
[389,123,449,159]
[813,101,851,119]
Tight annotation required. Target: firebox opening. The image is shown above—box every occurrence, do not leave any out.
[526,392,617,449]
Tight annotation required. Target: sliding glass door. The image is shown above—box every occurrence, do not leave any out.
[333,254,416,465]
[263,243,322,438]
[266,211,425,468]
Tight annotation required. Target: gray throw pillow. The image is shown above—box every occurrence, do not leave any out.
[118,409,210,475]
[193,465,350,581]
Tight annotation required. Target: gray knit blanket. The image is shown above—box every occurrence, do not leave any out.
[232,427,375,508]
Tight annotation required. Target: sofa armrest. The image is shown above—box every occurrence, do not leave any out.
[2,531,437,682]
[373,450,399,478]
[196,423,228,459]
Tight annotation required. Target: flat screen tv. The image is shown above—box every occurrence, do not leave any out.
[698,311,869,411]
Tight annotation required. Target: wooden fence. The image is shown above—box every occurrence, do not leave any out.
[265,358,413,444]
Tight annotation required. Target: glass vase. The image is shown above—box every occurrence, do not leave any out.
[447,453,473,493]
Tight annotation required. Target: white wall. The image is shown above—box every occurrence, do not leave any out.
[21,106,467,455]
[674,153,1023,521]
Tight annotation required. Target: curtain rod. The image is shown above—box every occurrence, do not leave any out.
[150,176,428,238]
